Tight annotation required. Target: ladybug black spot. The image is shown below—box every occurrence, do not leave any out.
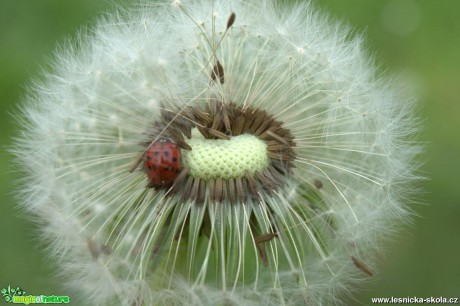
[172,157,177,162]
[163,166,168,171]
[163,151,169,157]
[154,151,159,157]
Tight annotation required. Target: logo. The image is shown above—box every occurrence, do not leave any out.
[1,285,69,304]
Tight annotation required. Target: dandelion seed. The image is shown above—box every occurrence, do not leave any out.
[13,0,421,305]
[351,256,374,277]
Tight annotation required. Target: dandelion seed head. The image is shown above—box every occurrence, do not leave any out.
[13,0,421,305]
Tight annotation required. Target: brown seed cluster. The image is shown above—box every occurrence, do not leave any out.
[141,99,296,204]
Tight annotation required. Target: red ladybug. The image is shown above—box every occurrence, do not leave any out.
[144,140,182,187]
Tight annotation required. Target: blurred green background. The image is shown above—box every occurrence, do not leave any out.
[1,0,459,304]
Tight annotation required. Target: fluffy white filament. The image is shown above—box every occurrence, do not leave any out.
[13,0,420,305]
